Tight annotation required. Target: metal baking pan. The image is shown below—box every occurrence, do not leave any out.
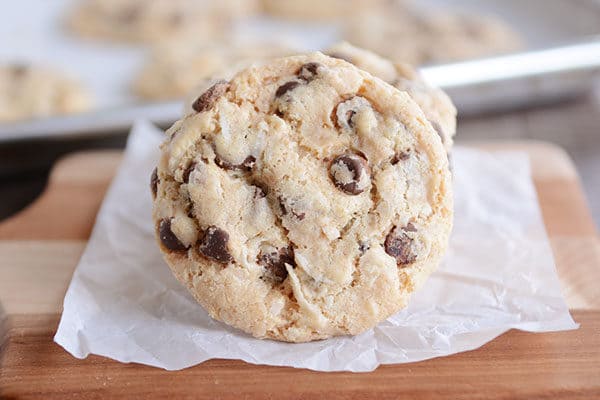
[1,0,600,142]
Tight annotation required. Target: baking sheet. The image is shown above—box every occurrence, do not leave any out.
[1,0,599,141]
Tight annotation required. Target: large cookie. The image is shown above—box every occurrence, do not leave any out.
[66,0,256,43]
[0,64,91,122]
[325,42,456,151]
[152,52,453,342]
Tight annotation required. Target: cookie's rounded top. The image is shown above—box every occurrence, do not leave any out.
[326,42,456,151]
[0,64,91,122]
[153,52,452,342]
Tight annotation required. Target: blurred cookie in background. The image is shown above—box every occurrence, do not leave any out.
[66,0,259,44]
[0,64,92,122]
[419,12,523,64]
[325,42,456,151]
[134,41,298,101]
[261,0,387,21]
[345,7,523,65]
[212,0,262,19]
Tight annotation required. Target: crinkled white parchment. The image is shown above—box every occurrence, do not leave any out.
[54,121,577,372]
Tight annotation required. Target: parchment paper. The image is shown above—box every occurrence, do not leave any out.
[54,121,577,372]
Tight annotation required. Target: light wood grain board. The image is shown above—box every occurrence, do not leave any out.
[1,141,599,399]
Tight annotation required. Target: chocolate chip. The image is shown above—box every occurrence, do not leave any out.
[391,151,410,165]
[384,226,417,266]
[278,197,287,216]
[199,226,232,263]
[275,81,300,98]
[429,120,445,144]
[158,219,188,252]
[345,110,356,128]
[358,241,370,254]
[150,168,159,199]
[214,155,255,171]
[329,153,370,195]
[293,210,305,220]
[334,96,371,131]
[298,62,321,81]
[182,162,196,183]
[186,203,195,219]
[258,247,295,284]
[192,80,228,113]
[404,222,417,232]
[278,196,305,220]
[252,183,267,198]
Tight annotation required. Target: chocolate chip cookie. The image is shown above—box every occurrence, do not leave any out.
[152,52,453,342]
[326,42,456,151]
[0,64,91,122]
[67,0,254,43]
[261,0,387,21]
[344,6,522,66]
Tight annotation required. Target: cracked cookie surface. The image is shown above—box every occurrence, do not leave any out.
[152,52,453,342]
[326,42,456,151]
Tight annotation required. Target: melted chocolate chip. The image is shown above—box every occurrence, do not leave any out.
[292,210,305,220]
[186,203,195,219]
[182,162,197,183]
[391,151,410,165]
[252,183,267,198]
[358,241,370,254]
[150,167,158,198]
[214,155,256,171]
[278,196,305,220]
[345,110,356,128]
[384,226,416,266]
[199,226,232,263]
[258,247,295,284]
[158,219,188,252]
[278,197,287,216]
[329,153,369,195]
[405,222,417,232]
[192,80,229,113]
[275,81,300,98]
[333,96,371,131]
[298,62,321,81]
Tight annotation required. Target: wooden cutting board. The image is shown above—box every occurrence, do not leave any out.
[1,141,599,399]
